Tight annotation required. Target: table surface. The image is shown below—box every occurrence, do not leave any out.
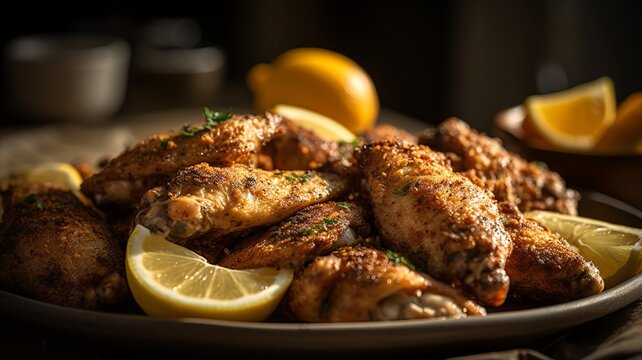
[1,104,642,359]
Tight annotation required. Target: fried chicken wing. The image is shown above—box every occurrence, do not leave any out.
[219,201,370,269]
[0,184,127,309]
[136,163,349,243]
[421,117,579,214]
[81,112,284,207]
[361,123,418,144]
[287,246,485,322]
[356,142,513,306]
[501,203,604,302]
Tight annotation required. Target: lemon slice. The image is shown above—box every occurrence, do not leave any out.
[525,210,642,288]
[524,77,616,151]
[126,225,293,321]
[594,92,642,154]
[2,162,90,204]
[273,104,357,142]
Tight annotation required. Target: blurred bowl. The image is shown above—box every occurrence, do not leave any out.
[495,106,642,209]
[5,34,130,123]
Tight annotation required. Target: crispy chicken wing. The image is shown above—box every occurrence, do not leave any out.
[288,246,485,322]
[136,163,349,243]
[501,203,604,302]
[0,184,127,309]
[356,142,513,306]
[361,124,418,144]
[81,112,284,207]
[219,201,370,269]
[420,118,579,214]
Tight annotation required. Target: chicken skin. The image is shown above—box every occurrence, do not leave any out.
[219,201,370,270]
[81,111,284,207]
[288,246,485,322]
[136,163,349,243]
[360,123,418,144]
[0,184,127,309]
[420,118,579,214]
[356,142,513,306]
[501,203,604,302]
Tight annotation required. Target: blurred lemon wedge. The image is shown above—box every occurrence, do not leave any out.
[247,48,379,133]
[525,210,642,288]
[125,225,293,321]
[524,77,616,151]
[2,162,89,204]
[594,92,642,154]
[273,104,356,142]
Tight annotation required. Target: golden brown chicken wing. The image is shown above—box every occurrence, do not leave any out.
[287,246,485,322]
[356,142,513,306]
[420,117,579,214]
[501,203,604,302]
[0,183,127,309]
[136,163,349,243]
[81,111,284,207]
[360,123,418,144]
[219,201,370,270]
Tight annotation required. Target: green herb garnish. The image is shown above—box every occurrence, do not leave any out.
[322,218,337,226]
[530,160,548,170]
[386,250,416,270]
[393,182,412,196]
[160,138,169,149]
[284,172,313,184]
[338,139,359,147]
[299,228,313,236]
[336,202,350,210]
[269,230,282,238]
[181,107,232,136]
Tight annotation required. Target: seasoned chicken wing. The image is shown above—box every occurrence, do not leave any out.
[81,112,284,207]
[356,142,513,306]
[420,117,579,214]
[501,203,604,302]
[219,201,370,270]
[136,163,349,243]
[0,184,127,309]
[361,123,418,144]
[288,246,485,322]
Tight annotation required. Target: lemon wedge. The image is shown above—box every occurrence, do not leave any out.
[2,162,90,204]
[525,210,642,288]
[524,77,616,151]
[125,225,293,321]
[273,104,357,142]
[247,48,379,133]
[594,92,642,154]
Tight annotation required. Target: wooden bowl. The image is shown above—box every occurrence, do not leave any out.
[494,106,642,210]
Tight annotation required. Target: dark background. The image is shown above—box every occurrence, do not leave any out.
[2,0,641,131]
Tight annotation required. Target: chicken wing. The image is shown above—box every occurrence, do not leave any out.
[136,163,349,243]
[219,201,370,269]
[81,111,284,207]
[361,123,418,144]
[501,203,604,302]
[420,117,579,214]
[356,142,513,306]
[287,246,485,322]
[0,183,127,309]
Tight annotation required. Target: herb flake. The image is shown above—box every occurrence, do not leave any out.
[336,202,350,210]
[386,250,416,270]
[322,218,337,226]
[181,107,232,137]
[393,182,412,196]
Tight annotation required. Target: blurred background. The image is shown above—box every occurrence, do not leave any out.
[1,0,641,132]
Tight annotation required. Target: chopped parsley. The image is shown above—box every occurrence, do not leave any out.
[338,139,359,147]
[269,230,282,238]
[530,160,548,170]
[274,171,285,176]
[160,138,169,149]
[284,172,313,184]
[322,218,337,226]
[181,107,232,136]
[386,250,416,270]
[299,228,313,236]
[393,182,412,196]
[336,202,350,210]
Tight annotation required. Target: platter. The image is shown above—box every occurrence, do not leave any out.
[1,109,641,353]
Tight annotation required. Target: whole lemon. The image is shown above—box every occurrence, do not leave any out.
[247,48,379,134]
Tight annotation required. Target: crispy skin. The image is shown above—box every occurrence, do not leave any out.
[0,184,127,309]
[288,246,485,322]
[219,201,370,270]
[356,142,512,306]
[501,203,604,302]
[81,112,284,207]
[421,118,579,214]
[361,124,418,144]
[136,163,349,243]
[264,119,342,170]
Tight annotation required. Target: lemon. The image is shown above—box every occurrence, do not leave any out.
[524,77,616,151]
[247,48,379,133]
[2,162,90,204]
[273,104,356,142]
[594,92,642,154]
[125,225,293,321]
[525,210,642,288]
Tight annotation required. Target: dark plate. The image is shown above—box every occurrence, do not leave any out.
[1,190,641,353]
